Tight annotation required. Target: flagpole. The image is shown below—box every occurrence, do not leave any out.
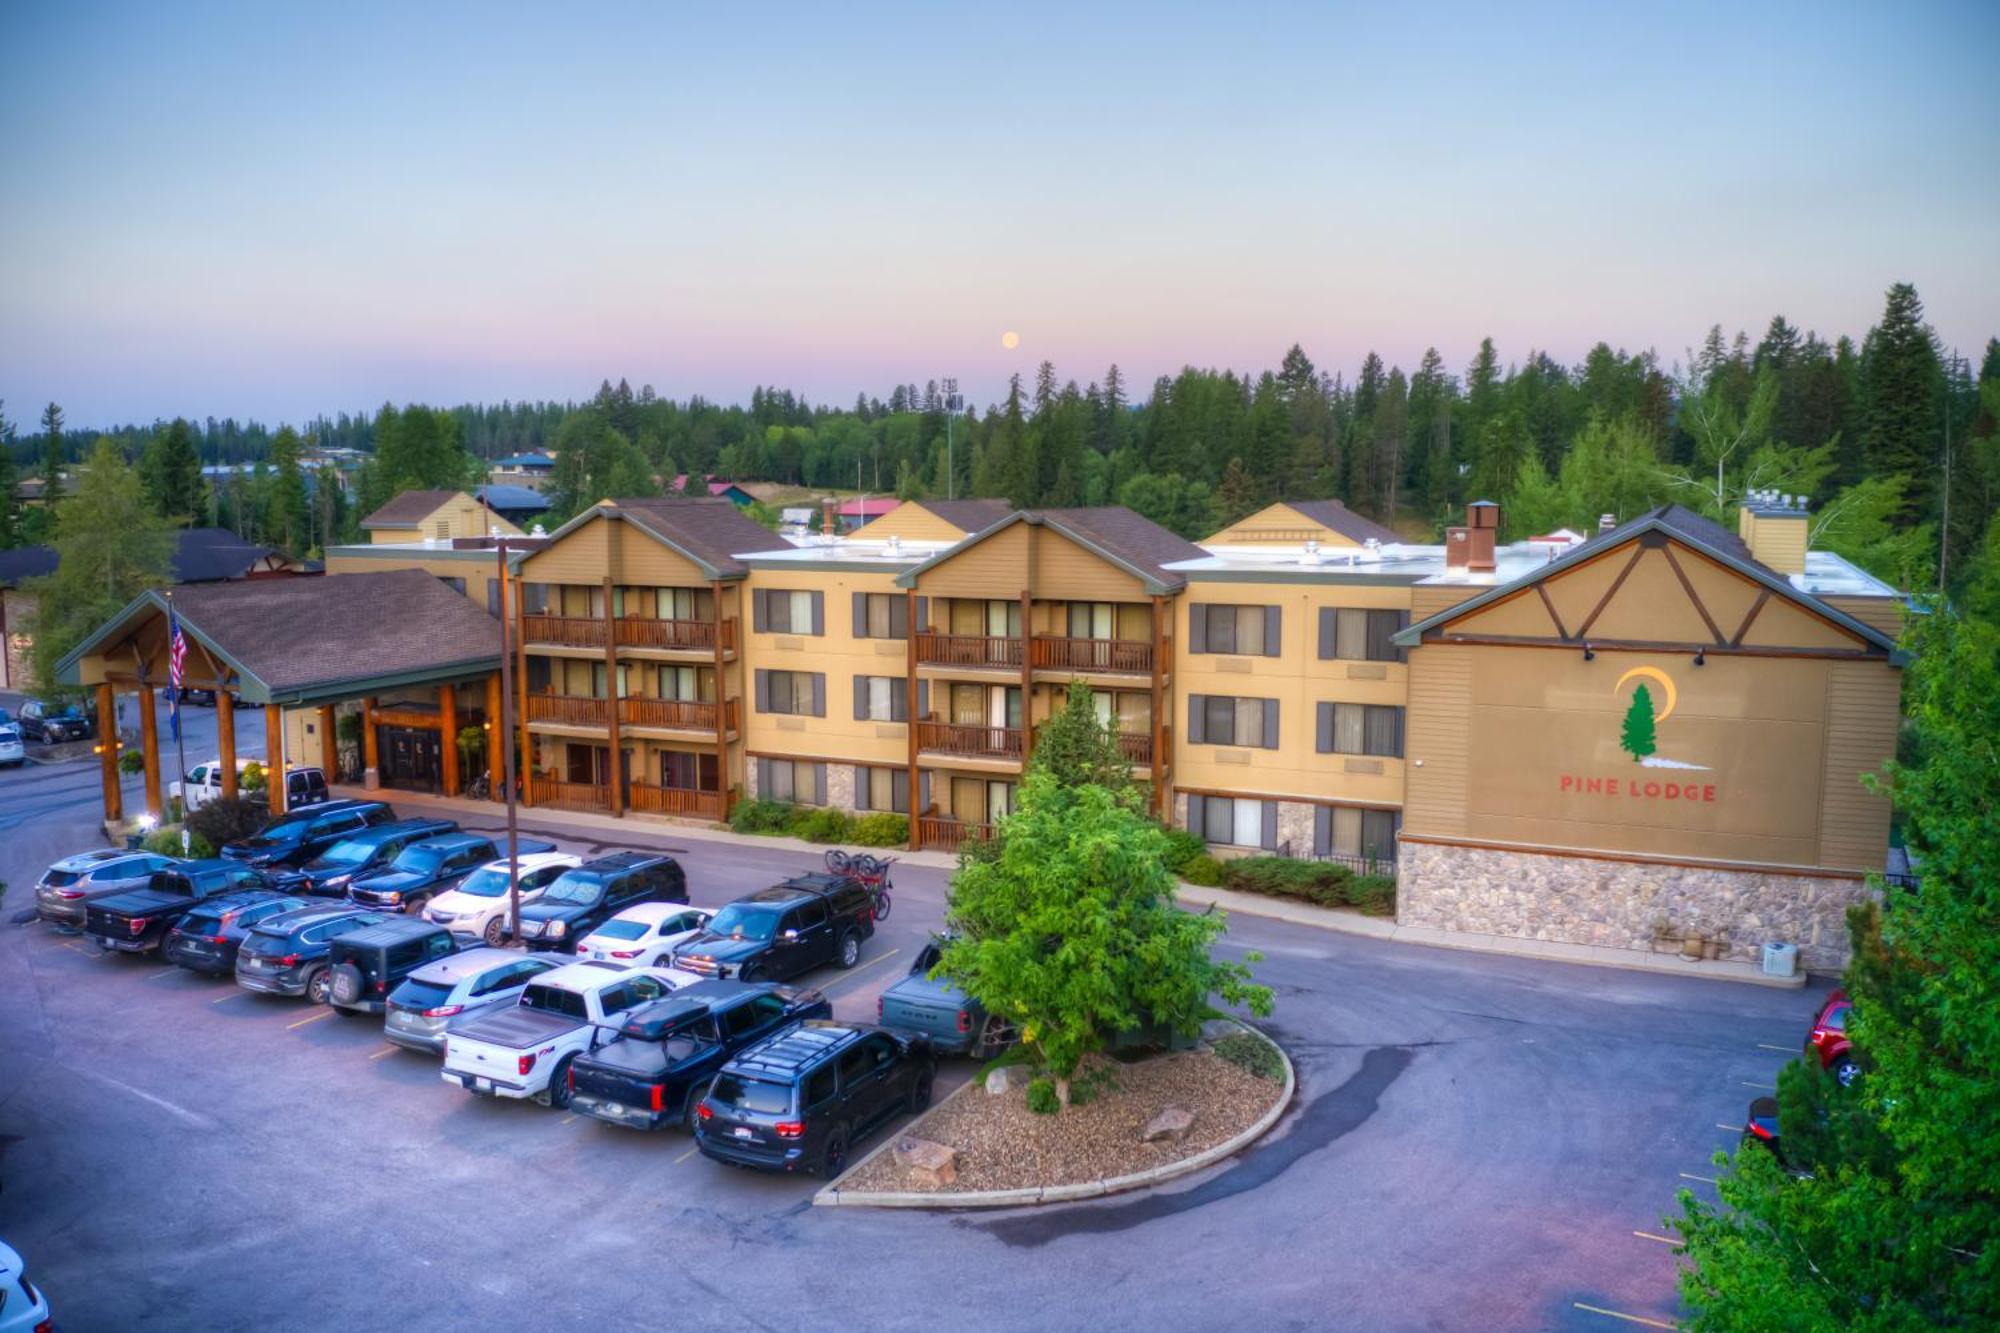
[167,593,188,822]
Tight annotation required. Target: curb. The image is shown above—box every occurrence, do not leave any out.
[813,1019,1295,1209]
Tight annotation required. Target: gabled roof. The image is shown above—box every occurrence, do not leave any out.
[528,499,793,581]
[892,506,1207,595]
[1394,503,1901,658]
[913,498,1013,533]
[0,528,275,589]
[0,545,61,587]
[493,452,555,469]
[837,497,901,518]
[55,569,501,704]
[475,484,552,513]
[1279,500,1403,546]
[361,489,468,529]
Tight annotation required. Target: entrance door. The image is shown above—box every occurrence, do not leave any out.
[380,726,442,792]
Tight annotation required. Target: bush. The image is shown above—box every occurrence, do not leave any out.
[1180,854,1224,887]
[1347,874,1396,916]
[118,748,145,775]
[143,827,215,859]
[186,795,268,850]
[240,761,266,792]
[1026,1077,1060,1115]
[728,798,795,834]
[791,807,851,844]
[1212,1030,1284,1081]
[849,812,908,847]
[1217,856,1396,914]
[1160,826,1206,874]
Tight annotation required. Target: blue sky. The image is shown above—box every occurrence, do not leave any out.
[2,1,1995,427]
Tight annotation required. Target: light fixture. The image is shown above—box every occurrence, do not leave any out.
[1694,648,1706,667]
[136,812,158,833]
[1582,643,1595,662]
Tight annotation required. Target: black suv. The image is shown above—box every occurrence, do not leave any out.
[695,1021,934,1175]
[222,800,397,870]
[18,698,94,744]
[162,890,311,975]
[267,818,458,898]
[325,918,460,1014]
[514,851,687,951]
[673,874,874,982]
[235,905,394,1003]
[346,833,552,915]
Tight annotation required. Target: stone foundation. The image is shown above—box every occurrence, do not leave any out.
[1397,840,1878,974]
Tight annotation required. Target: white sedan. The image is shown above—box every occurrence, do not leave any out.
[573,903,713,966]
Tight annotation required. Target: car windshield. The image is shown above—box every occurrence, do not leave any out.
[391,846,447,874]
[390,979,456,1009]
[452,868,511,898]
[711,1074,791,1114]
[593,919,650,941]
[540,872,605,906]
[706,905,777,942]
[311,840,376,868]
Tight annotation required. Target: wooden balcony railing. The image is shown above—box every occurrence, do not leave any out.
[526,694,612,727]
[627,782,725,819]
[615,616,738,653]
[917,720,1024,760]
[528,775,610,810]
[1117,730,1154,766]
[522,614,608,648]
[618,696,738,732]
[914,815,996,852]
[915,632,1023,669]
[1031,635,1156,674]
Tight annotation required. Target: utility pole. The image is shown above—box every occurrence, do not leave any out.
[495,532,521,941]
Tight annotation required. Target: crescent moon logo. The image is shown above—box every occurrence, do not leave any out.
[1615,666,1677,722]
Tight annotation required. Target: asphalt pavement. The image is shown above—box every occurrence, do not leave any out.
[0,740,1825,1332]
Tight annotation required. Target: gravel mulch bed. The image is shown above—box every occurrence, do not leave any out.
[839,1042,1284,1195]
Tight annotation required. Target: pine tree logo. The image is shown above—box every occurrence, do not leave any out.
[1620,682,1658,762]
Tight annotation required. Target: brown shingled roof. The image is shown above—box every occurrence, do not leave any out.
[360,489,466,529]
[915,498,1013,534]
[1281,499,1404,546]
[1038,507,1209,588]
[612,498,797,578]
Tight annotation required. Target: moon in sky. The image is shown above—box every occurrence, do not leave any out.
[1614,666,1677,722]
[1000,331,1020,350]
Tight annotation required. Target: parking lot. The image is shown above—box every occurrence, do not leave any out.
[0,764,1830,1331]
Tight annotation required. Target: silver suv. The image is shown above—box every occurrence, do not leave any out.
[382,948,563,1054]
[35,850,182,928]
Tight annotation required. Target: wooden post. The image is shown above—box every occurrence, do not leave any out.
[1018,588,1034,764]
[439,682,459,797]
[96,682,122,823]
[217,687,237,800]
[905,588,921,850]
[1150,594,1168,818]
[137,683,163,819]
[711,579,727,815]
[602,575,622,816]
[266,704,286,815]
[362,696,380,778]
[485,673,503,796]
[318,703,336,779]
[514,577,533,808]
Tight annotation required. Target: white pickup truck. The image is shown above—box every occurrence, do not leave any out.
[440,960,697,1109]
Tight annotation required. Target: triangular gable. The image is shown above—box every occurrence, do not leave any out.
[894,511,1181,595]
[55,589,271,699]
[516,502,736,583]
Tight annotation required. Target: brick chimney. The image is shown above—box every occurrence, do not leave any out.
[821,496,840,537]
[1444,500,1499,572]
[1737,490,1809,574]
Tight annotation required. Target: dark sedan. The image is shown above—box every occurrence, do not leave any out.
[163,890,312,975]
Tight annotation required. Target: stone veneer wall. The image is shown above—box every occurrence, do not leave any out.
[2,589,34,691]
[745,757,859,811]
[1397,839,1878,973]
[1175,794,1321,857]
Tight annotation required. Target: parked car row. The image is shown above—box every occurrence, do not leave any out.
[1740,988,1865,1173]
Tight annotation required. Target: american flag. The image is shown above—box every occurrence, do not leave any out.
[167,605,187,742]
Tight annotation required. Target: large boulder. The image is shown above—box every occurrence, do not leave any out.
[893,1136,958,1188]
[1142,1107,1196,1144]
[985,1064,1024,1095]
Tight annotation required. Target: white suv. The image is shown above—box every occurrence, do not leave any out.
[424,851,579,946]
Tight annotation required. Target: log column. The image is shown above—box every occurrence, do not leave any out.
[362,696,380,788]
[905,588,920,851]
[1018,588,1034,764]
[711,579,727,816]
[266,704,286,815]
[1151,594,1167,818]
[137,683,162,818]
[96,682,122,824]
[439,683,459,797]
[218,688,238,799]
[485,674,503,797]
[602,575,622,816]
[318,704,336,779]
[515,578,534,809]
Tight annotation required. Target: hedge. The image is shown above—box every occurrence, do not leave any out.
[1212,855,1396,916]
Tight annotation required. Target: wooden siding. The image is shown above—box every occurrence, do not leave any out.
[1742,513,1808,574]
[1401,644,1471,834]
[519,513,611,583]
[1204,501,1366,547]
[861,503,982,543]
[1444,587,1561,638]
[1409,585,1474,623]
[1031,526,1148,601]
[614,535,703,587]
[1817,660,1899,871]
[1819,595,1905,640]
[1738,595,1866,651]
[1580,550,1722,644]
[912,521,1030,597]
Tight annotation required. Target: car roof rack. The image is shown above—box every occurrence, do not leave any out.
[727,1021,860,1077]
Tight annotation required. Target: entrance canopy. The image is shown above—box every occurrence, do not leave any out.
[57,569,502,705]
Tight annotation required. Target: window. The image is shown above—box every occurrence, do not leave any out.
[1187,695,1279,749]
[1187,795,1277,850]
[756,670,825,717]
[758,758,827,804]
[722,1003,765,1039]
[1315,806,1401,862]
[855,765,910,814]
[1067,602,1113,639]
[1315,703,1405,757]
[654,665,703,702]
[660,750,718,792]
[853,675,907,722]
[837,1045,873,1085]
[487,581,502,617]
[794,899,828,930]
[752,589,823,635]
[436,575,466,595]
[1317,608,1409,662]
[851,592,908,639]
[521,583,551,615]
[1189,604,1281,656]
[805,1066,837,1106]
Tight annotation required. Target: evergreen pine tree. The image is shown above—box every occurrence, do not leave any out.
[267,425,310,554]
[38,402,65,505]
[1861,283,1943,524]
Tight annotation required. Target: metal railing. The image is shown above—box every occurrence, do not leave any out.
[1031,635,1156,673]
[615,616,737,653]
[525,694,612,727]
[917,720,1024,759]
[914,815,996,851]
[914,632,1024,668]
[528,776,610,810]
[521,614,608,648]
[1277,843,1398,881]
[627,782,724,818]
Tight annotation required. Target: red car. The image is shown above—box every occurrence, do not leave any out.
[1805,989,1862,1087]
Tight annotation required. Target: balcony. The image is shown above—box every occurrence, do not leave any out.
[917,720,1025,760]
[522,614,608,649]
[1117,730,1155,766]
[627,783,725,819]
[915,632,1023,670]
[615,616,738,654]
[1031,635,1159,675]
[619,696,739,733]
[528,775,610,811]
[525,694,612,727]
[915,814,996,852]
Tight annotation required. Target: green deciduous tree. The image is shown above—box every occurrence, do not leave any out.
[1116,471,1217,539]
[937,771,1272,1107]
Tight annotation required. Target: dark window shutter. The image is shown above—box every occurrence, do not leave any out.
[915,596,928,633]
[1261,802,1279,850]
[1189,604,1208,654]
[892,769,909,813]
[1264,606,1282,657]
[1318,607,1336,659]
[810,673,826,717]
[1185,794,1204,839]
[810,592,824,636]
[1187,694,1206,745]
[1262,699,1279,750]
[755,758,771,795]
[891,684,907,722]
[752,589,768,633]
[1314,805,1331,856]
[813,764,827,806]
[853,675,868,720]
[852,592,867,638]
[920,770,932,811]
[889,596,907,639]
[754,669,770,713]
[854,766,871,810]
[1316,702,1333,753]
[917,679,930,719]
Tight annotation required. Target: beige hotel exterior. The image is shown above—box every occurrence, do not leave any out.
[314,488,1907,972]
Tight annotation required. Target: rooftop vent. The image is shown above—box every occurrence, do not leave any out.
[1599,513,1616,533]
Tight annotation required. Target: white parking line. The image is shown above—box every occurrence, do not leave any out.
[286,1009,335,1030]
[146,967,181,981]
[1679,1172,1718,1185]
[1573,1302,1676,1329]
[820,947,901,993]
[1755,1043,1793,1053]
[1632,1230,1677,1245]
[1716,1123,1743,1133]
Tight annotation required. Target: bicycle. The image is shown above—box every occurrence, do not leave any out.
[465,772,492,801]
[824,849,894,921]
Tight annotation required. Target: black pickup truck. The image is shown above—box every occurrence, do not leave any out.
[569,980,831,1133]
[85,860,275,955]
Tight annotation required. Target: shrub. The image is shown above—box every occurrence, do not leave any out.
[849,812,908,847]
[1215,856,1397,914]
[1026,1077,1060,1115]
[1212,1030,1284,1081]
[143,827,216,859]
[1180,854,1224,887]
[1160,826,1206,874]
[1347,874,1396,916]
[186,795,268,850]
[728,798,795,834]
[792,807,851,844]
[118,748,145,775]
[240,761,267,792]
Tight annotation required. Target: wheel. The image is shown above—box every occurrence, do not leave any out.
[824,849,852,874]
[548,1056,576,1110]
[871,889,891,922]
[739,965,762,984]
[483,916,507,947]
[1833,1057,1862,1088]
[329,964,364,1007]
[819,1127,848,1177]
[906,1068,934,1115]
[405,894,429,916]
[835,932,860,970]
[974,1015,1015,1060]
[305,967,331,1005]
[683,1092,704,1135]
